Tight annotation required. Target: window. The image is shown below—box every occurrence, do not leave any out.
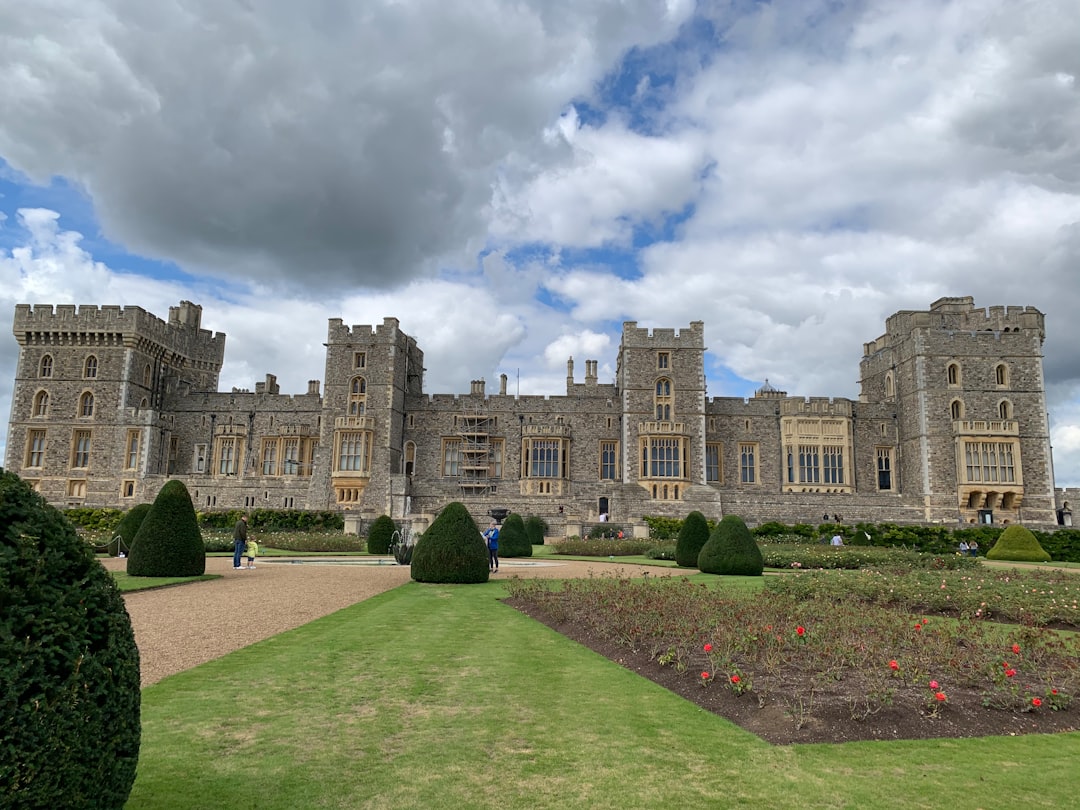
[282,438,300,475]
[33,390,49,417]
[39,355,53,378]
[349,376,367,416]
[526,438,566,478]
[79,391,94,418]
[876,447,893,491]
[654,378,673,421]
[125,430,140,470]
[354,352,366,369]
[262,440,279,475]
[798,444,820,484]
[822,445,844,485]
[706,442,722,483]
[998,400,1012,419]
[194,443,208,473]
[657,351,670,369]
[951,400,963,420]
[336,431,373,473]
[68,480,87,498]
[884,372,894,398]
[122,480,135,498]
[996,364,1009,387]
[963,441,1017,483]
[740,443,757,484]
[72,430,92,468]
[25,429,46,468]
[600,441,618,480]
[641,437,683,478]
[404,441,416,476]
[217,437,239,475]
[143,364,152,386]
[947,362,960,386]
[490,439,505,478]
[442,438,462,476]
[84,355,98,379]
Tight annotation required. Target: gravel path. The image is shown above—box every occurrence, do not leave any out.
[104,555,679,687]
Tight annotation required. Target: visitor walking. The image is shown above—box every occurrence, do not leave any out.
[233,515,248,570]
[483,521,500,573]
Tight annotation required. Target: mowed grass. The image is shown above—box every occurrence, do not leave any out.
[129,579,1080,810]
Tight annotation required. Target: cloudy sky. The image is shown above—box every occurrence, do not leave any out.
[2,0,1079,487]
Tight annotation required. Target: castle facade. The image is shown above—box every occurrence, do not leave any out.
[4,297,1069,532]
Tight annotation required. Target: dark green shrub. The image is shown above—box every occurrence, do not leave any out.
[367,514,396,554]
[411,502,489,584]
[698,514,764,576]
[110,502,151,556]
[986,524,1052,563]
[643,515,683,540]
[0,470,140,808]
[127,480,206,577]
[524,515,548,546]
[675,510,711,567]
[498,513,532,558]
[62,506,124,535]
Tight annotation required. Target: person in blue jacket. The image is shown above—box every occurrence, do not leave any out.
[483,520,500,573]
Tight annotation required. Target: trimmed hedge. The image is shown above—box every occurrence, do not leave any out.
[986,524,1052,563]
[110,502,151,556]
[1,470,141,808]
[410,502,490,584]
[524,515,548,546]
[367,515,396,554]
[127,480,206,577]
[498,513,532,558]
[698,514,764,576]
[674,510,710,568]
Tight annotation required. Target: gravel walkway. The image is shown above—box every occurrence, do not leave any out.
[103,555,680,687]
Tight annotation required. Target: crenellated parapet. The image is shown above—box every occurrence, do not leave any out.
[620,320,705,348]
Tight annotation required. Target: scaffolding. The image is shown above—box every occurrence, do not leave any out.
[458,405,494,495]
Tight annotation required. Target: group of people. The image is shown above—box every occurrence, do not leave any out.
[958,540,980,557]
[232,515,259,569]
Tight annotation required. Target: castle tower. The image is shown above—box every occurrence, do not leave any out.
[859,297,1054,524]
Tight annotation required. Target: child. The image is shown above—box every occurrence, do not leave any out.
[244,537,259,569]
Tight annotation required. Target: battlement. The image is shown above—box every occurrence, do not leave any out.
[865,299,1045,358]
[13,301,226,366]
[326,316,403,344]
[620,320,705,348]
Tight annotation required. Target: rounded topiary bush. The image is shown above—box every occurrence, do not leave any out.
[698,514,764,576]
[524,515,548,546]
[0,470,141,808]
[126,479,206,577]
[411,502,490,583]
[986,524,1052,563]
[498,513,532,558]
[110,502,151,556]
[367,514,396,554]
[675,510,711,568]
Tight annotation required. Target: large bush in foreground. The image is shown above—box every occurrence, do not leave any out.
[675,510,711,567]
[0,470,141,808]
[127,480,206,577]
[986,524,1052,563]
[499,513,532,558]
[367,514,396,554]
[411,502,489,584]
[698,514,764,576]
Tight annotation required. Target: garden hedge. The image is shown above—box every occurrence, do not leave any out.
[110,502,151,557]
[674,510,711,568]
[367,514,396,554]
[411,502,489,584]
[986,524,1052,563]
[698,514,764,576]
[524,515,548,546]
[126,479,206,577]
[0,470,141,809]
[498,513,532,558]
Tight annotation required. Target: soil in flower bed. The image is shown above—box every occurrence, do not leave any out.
[507,598,1079,745]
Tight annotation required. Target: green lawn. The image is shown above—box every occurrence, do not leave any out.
[128,578,1080,809]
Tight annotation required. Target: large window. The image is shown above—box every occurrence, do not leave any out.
[25,429,46,468]
[641,437,683,478]
[963,441,1017,483]
[740,443,757,484]
[600,441,618,480]
[216,437,239,475]
[706,442,722,483]
[262,440,278,475]
[822,445,844,485]
[442,439,462,476]
[337,431,373,473]
[72,430,91,468]
[526,438,566,478]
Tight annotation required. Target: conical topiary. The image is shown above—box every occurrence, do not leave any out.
[498,513,532,558]
[126,480,206,577]
[410,502,490,584]
[985,524,1052,563]
[697,514,764,576]
[524,515,548,546]
[367,514,396,554]
[0,470,141,808]
[675,510,711,567]
[111,502,151,556]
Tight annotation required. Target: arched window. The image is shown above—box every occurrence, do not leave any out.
[39,355,53,378]
[79,391,95,418]
[84,355,98,379]
[946,362,960,387]
[654,378,673,421]
[884,372,895,398]
[144,364,152,387]
[349,376,367,416]
[404,441,416,476]
[950,399,963,420]
[995,364,1009,387]
[33,390,49,416]
[999,400,1012,419]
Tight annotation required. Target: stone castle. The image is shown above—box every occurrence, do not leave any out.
[5,296,1075,534]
